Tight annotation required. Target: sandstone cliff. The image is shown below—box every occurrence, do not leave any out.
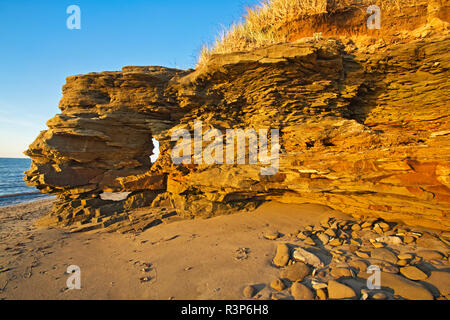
[25,1,450,231]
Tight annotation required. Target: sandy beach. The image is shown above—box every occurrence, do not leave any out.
[0,199,341,299]
[1,199,449,300]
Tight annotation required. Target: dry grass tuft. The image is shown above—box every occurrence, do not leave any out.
[197,0,422,68]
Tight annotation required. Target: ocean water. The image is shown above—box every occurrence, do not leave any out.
[0,158,54,207]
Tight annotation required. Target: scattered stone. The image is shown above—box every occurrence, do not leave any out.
[243,285,257,299]
[371,248,398,264]
[351,224,361,231]
[348,259,368,273]
[329,238,342,247]
[264,232,280,240]
[400,266,429,281]
[397,259,408,267]
[361,221,373,229]
[418,250,444,260]
[403,236,415,244]
[376,236,402,245]
[327,280,357,300]
[398,253,413,260]
[297,232,307,240]
[380,272,433,300]
[273,244,290,267]
[370,239,385,248]
[270,279,286,292]
[381,264,399,274]
[271,292,289,300]
[281,262,311,282]
[317,233,329,245]
[372,292,388,300]
[291,282,314,300]
[331,267,354,278]
[325,229,337,238]
[379,222,390,232]
[373,224,384,235]
[292,247,324,268]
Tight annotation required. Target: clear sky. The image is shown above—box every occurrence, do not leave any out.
[0,0,259,158]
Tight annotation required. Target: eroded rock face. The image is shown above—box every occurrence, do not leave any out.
[24,21,450,230]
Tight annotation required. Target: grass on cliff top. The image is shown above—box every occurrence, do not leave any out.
[197,0,421,67]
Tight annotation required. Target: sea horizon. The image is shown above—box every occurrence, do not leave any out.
[0,158,54,207]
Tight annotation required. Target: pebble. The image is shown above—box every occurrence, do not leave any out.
[400,266,429,281]
[373,224,384,235]
[370,240,385,248]
[398,253,413,260]
[361,221,373,229]
[243,285,256,298]
[327,280,357,300]
[292,247,324,268]
[397,259,408,267]
[281,262,311,282]
[351,224,362,231]
[403,236,415,244]
[379,222,390,232]
[264,232,280,240]
[372,292,388,300]
[379,272,433,300]
[291,282,314,300]
[329,238,342,247]
[417,250,444,260]
[371,248,398,264]
[325,229,337,238]
[331,267,354,278]
[381,264,399,274]
[270,278,286,292]
[348,259,368,273]
[317,233,329,245]
[273,244,290,267]
[297,232,307,240]
[376,236,402,245]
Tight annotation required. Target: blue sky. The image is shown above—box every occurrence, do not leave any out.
[0,0,259,158]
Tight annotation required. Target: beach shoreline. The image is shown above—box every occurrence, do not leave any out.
[0,199,449,300]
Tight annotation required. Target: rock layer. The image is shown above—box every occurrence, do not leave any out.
[25,5,450,231]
